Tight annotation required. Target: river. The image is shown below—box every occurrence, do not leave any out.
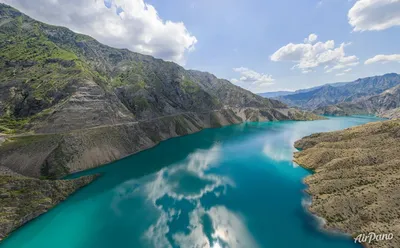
[0,116,381,248]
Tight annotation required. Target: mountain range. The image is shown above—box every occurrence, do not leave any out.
[314,84,400,118]
[258,81,349,99]
[262,73,400,119]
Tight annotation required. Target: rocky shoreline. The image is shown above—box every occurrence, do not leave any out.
[0,107,323,179]
[0,172,98,241]
[293,119,400,248]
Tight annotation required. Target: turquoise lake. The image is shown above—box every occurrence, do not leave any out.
[0,116,381,248]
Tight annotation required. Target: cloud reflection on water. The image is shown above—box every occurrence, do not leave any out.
[111,144,258,248]
[262,123,317,168]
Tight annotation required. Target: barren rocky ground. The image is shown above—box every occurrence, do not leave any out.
[294,119,400,248]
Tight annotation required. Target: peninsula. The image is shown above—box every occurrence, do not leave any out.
[294,119,400,248]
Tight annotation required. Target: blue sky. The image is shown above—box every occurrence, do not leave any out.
[145,0,400,92]
[3,0,400,93]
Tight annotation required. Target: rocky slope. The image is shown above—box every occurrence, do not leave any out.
[277,73,400,110]
[0,108,319,179]
[293,120,400,248]
[0,3,288,135]
[380,108,400,119]
[314,85,400,119]
[0,3,322,179]
[0,168,97,240]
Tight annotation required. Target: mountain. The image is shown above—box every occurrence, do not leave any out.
[314,84,400,119]
[276,73,400,110]
[258,91,293,98]
[292,81,349,94]
[280,85,350,110]
[294,119,400,248]
[258,82,348,99]
[0,3,321,180]
[0,3,285,135]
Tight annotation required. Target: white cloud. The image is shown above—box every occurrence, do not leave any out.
[231,67,275,93]
[365,54,400,64]
[233,67,275,84]
[348,0,400,31]
[1,0,197,64]
[271,34,359,73]
[304,33,318,44]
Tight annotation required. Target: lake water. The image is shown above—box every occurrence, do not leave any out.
[0,116,381,248]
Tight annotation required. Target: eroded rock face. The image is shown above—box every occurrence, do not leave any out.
[294,120,400,248]
[379,108,400,120]
[0,172,97,240]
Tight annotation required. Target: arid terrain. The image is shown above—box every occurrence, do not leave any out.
[294,119,400,248]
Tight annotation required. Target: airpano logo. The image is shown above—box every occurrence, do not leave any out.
[354,232,394,244]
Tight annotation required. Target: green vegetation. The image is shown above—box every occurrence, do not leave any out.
[0,8,100,133]
[0,117,30,134]
[133,96,150,112]
[111,62,147,88]
[181,79,200,94]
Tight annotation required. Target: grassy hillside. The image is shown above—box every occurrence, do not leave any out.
[0,3,290,135]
